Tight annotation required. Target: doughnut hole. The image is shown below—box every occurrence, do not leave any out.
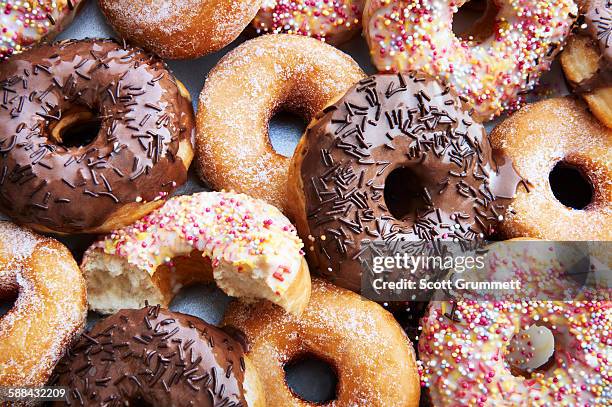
[384,166,428,221]
[452,0,500,42]
[284,353,338,403]
[549,162,594,210]
[268,111,306,158]
[0,293,16,318]
[48,106,102,148]
[507,325,556,378]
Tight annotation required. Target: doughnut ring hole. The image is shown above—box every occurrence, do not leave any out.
[284,353,338,404]
[268,110,307,158]
[548,161,594,210]
[452,0,501,42]
[507,325,556,378]
[48,106,102,148]
[384,166,428,221]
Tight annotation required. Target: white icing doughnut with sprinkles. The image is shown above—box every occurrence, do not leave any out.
[419,241,611,406]
[252,0,365,45]
[0,0,84,61]
[81,191,311,316]
[363,0,578,120]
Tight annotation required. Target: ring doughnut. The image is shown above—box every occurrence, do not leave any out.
[252,0,365,45]
[51,305,265,407]
[560,0,612,128]
[288,73,520,292]
[0,39,195,234]
[0,222,86,388]
[81,191,311,316]
[362,0,578,120]
[196,34,365,213]
[224,279,421,407]
[0,0,85,61]
[98,0,261,59]
[489,97,612,240]
[419,241,610,405]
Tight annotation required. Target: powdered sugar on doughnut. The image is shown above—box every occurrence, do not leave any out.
[196,34,365,211]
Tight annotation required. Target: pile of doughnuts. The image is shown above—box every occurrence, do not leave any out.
[0,0,609,406]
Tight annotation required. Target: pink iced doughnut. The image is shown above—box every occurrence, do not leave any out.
[363,0,578,120]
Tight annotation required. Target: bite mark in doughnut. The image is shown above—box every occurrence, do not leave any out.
[196,34,365,213]
[419,241,610,405]
[51,305,265,407]
[253,0,365,45]
[0,0,84,61]
[82,191,311,316]
[224,279,421,407]
[0,222,86,387]
[288,73,521,292]
[98,0,262,59]
[490,97,612,240]
[0,39,195,234]
[363,0,578,120]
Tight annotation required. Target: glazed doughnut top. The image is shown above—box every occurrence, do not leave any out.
[0,39,194,233]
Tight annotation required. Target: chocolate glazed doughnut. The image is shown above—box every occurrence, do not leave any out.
[51,306,265,407]
[0,39,194,234]
[288,73,522,291]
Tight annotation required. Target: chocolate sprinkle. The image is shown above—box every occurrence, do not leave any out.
[50,306,247,407]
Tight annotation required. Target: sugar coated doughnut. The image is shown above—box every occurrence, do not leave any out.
[0,39,195,234]
[98,0,261,59]
[561,0,612,128]
[252,0,365,45]
[0,222,86,388]
[489,97,612,240]
[51,305,265,407]
[82,191,311,316]
[363,0,578,120]
[419,241,610,405]
[196,34,365,213]
[224,279,421,407]
[288,73,522,292]
[0,0,84,61]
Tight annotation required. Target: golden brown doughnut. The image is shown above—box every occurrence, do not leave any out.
[0,222,86,388]
[560,0,612,128]
[489,97,612,240]
[196,34,365,213]
[97,0,261,59]
[224,279,421,407]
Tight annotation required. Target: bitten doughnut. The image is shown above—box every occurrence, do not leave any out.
[0,0,85,61]
[288,73,522,292]
[0,39,194,234]
[0,222,86,388]
[51,305,265,407]
[419,241,610,405]
[252,0,365,45]
[561,0,612,128]
[224,279,421,407]
[82,191,311,316]
[363,0,578,120]
[489,97,612,240]
[98,0,261,59]
[196,34,365,213]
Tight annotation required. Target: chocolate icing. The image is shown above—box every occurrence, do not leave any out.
[51,306,248,407]
[0,39,194,233]
[297,74,521,291]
